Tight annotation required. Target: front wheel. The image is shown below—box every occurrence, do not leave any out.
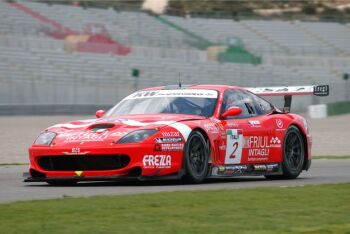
[183,131,209,183]
[266,125,305,180]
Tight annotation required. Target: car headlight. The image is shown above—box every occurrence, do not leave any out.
[118,129,158,143]
[34,131,57,145]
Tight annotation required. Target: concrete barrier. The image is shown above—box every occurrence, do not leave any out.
[0,104,112,115]
[308,104,328,118]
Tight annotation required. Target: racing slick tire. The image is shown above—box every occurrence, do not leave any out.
[265,125,305,180]
[183,130,209,183]
[47,180,77,186]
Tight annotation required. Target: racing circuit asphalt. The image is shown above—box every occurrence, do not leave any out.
[0,159,349,203]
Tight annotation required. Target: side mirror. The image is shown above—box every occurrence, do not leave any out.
[95,110,105,118]
[222,106,242,119]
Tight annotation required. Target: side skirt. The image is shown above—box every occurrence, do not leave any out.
[209,163,283,178]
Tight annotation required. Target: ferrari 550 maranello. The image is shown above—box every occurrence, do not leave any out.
[24,84,329,185]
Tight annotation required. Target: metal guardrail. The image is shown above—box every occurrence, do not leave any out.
[0,104,112,115]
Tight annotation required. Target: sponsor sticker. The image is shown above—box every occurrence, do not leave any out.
[71,148,80,154]
[155,137,182,143]
[253,165,267,171]
[270,137,281,147]
[161,132,180,137]
[204,123,219,134]
[212,165,248,176]
[243,136,282,161]
[245,136,269,158]
[63,148,90,155]
[155,143,184,152]
[313,85,329,96]
[244,136,282,148]
[143,155,171,168]
[60,131,109,142]
[276,119,283,129]
[248,120,261,127]
[226,122,239,127]
[124,89,218,100]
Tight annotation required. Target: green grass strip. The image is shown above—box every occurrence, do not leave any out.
[327,101,350,116]
[313,155,350,160]
[0,183,349,233]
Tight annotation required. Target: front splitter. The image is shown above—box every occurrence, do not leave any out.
[23,172,184,183]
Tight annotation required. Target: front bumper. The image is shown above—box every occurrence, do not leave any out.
[26,143,184,182]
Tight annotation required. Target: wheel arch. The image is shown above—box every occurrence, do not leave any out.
[182,127,211,183]
[191,127,212,162]
[287,123,309,170]
[191,127,211,148]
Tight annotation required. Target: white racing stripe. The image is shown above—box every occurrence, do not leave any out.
[52,119,96,128]
[52,119,178,129]
[169,122,192,141]
[52,119,192,140]
[120,120,175,127]
[121,120,192,141]
[52,123,92,129]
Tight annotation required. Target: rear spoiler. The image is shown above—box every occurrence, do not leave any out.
[246,85,329,112]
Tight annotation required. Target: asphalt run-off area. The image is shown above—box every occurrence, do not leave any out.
[0,159,349,203]
[0,114,349,203]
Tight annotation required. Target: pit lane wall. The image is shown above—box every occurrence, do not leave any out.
[0,104,112,115]
[0,81,346,115]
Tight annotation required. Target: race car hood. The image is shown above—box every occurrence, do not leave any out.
[43,114,204,147]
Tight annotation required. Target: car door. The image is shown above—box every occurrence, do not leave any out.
[245,90,284,163]
[218,89,275,165]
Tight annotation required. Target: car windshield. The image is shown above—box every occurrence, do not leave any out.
[106,89,218,117]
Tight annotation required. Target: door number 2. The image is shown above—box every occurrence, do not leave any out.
[230,142,239,159]
[225,129,243,164]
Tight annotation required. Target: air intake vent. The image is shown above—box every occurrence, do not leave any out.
[38,155,130,171]
[90,124,115,132]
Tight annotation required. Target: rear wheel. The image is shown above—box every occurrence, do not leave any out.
[183,131,209,183]
[265,125,305,180]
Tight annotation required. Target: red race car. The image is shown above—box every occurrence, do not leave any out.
[24,84,329,185]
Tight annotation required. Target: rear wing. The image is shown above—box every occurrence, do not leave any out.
[246,85,329,112]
